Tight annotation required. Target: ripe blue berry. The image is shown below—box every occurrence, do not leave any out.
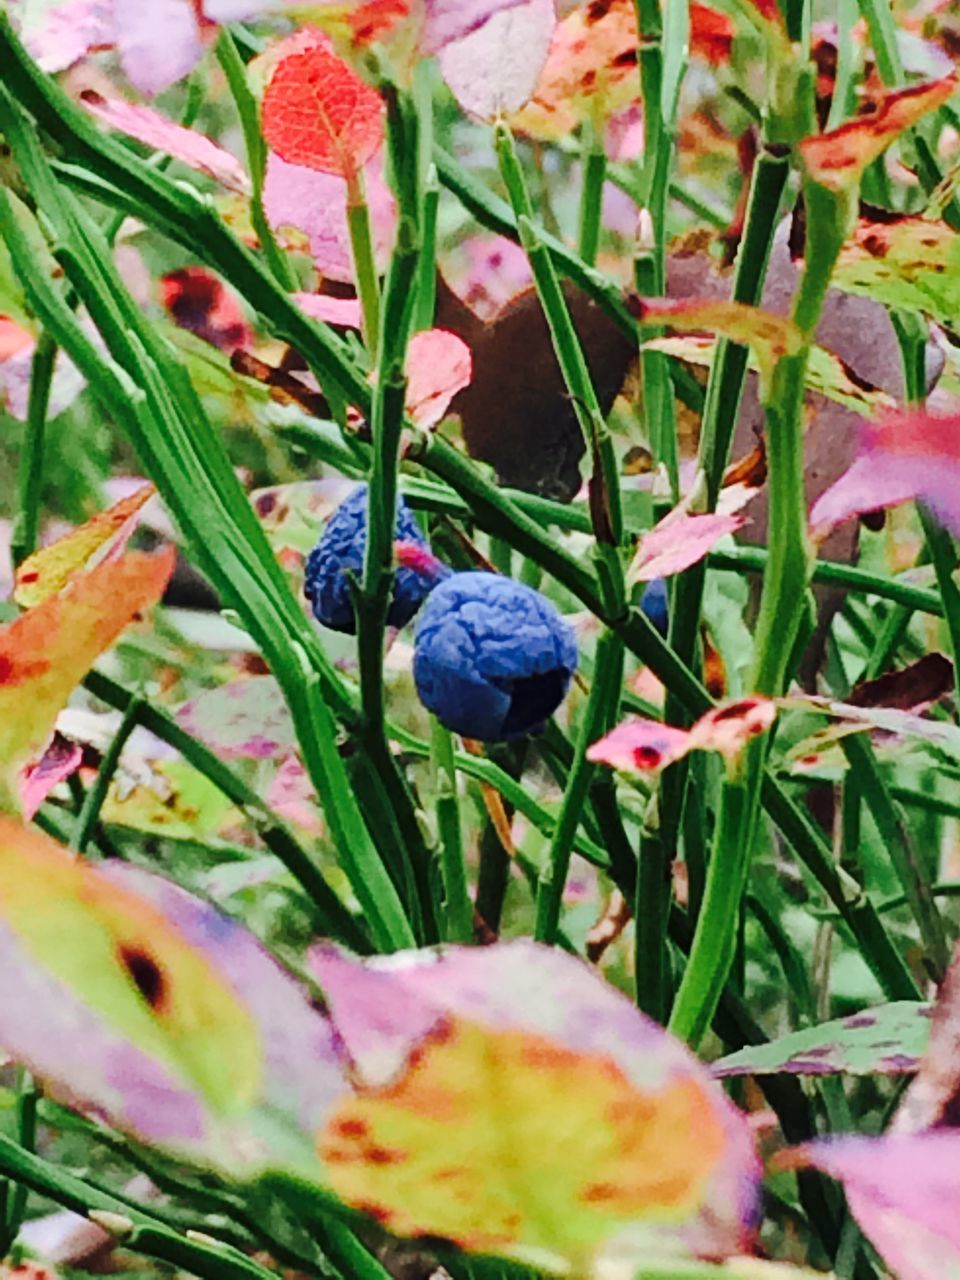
[304,485,432,633]
[412,571,578,741]
[640,578,669,637]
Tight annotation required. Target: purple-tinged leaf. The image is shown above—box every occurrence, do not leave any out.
[894,943,960,1134]
[310,940,760,1268]
[81,92,251,193]
[713,1002,932,1078]
[174,677,297,762]
[267,754,323,835]
[18,733,83,821]
[294,292,363,330]
[19,0,113,74]
[112,0,206,96]
[422,0,529,52]
[810,410,960,541]
[438,0,556,120]
[263,151,396,282]
[788,1133,960,1280]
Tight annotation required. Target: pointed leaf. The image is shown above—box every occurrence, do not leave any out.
[0,548,174,809]
[588,698,777,775]
[810,410,960,540]
[632,297,803,394]
[830,214,960,327]
[714,1002,932,1078]
[310,941,759,1269]
[629,511,746,584]
[789,1132,960,1280]
[799,76,958,191]
[18,734,83,821]
[81,92,251,194]
[14,484,156,608]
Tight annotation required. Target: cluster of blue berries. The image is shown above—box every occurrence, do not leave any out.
[304,485,669,741]
[303,485,578,741]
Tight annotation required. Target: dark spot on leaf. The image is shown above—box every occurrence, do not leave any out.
[611,48,638,67]
[18,570,39,584]
[333,1116,370,1140]
[633,745,663,769]
[711,698,758,722]
[119,945,167,1011]
[256,492,278,517]
[0,655,14,685]
[581,1182,618,1203]
[365,1146,407,1165]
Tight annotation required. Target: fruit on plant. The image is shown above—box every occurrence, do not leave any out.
[411,570,578,741]
[304,484,433,633]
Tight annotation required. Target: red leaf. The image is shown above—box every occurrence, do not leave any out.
[261,44,385,178]
[689,3,735,64]
[161,268,252,352]
[799,76,958,190]
[588,697,777,775]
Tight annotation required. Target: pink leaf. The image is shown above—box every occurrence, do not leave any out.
[442,236,533,321]
[18,735,83,821]
[112,0,205,96]
[438,0,556,120]
[588,697,777,774]
[263,151,396,283]
[266,755,324,835]
[175,677,297,762]
[404,329,473,428]
[789,1133,960,1280]
[629,511,745,582]
[0,336,86,422]
[810,410,960,541]
[422,0,530,52]
[20,0,114,74]
[293,292,363,329]
[81,92,250,194]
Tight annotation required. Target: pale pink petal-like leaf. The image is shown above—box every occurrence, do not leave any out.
[791,1133,960,1280]
[112,0,204,96]
[20,0,114,73]
[175,677,297,761]
[0,339,86,422]
[264,151,396,282]
[589,697,776,774]
[810,410,960,541]
[266,755,324,835]
[443,236,532,321]
[18,735,83,821]
[629,512,745,583]
[81,92,250,194]
[438,0,556,120]
[422,0,529,53]
[405,329,473,428]
[293,292,363,329]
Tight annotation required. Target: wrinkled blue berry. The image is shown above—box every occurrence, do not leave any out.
[304,485,432,633]
[640,578,668,637]
[412,572,578,741]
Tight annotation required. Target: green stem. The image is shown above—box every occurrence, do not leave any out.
[432,720,473,943]
[82,670,370,953]
[214,26,296,291]
[577,121,606,267]
[10,331,56,568]
[346,170,382,360]
[842,732,949,980]
[535,631,624,944]
[72,694,143,854]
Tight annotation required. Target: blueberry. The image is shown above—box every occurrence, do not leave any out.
[304,485,433,633]
[639,578,669,637]
[412,571,578,741]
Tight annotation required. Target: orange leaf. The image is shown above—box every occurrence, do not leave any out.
[509,0,640,140]
[800,76,958,191]
[0,548,174,810]
[261,44,385,178]
[689,2,735,63]
[14,484,156,608]
[632,296,803,394]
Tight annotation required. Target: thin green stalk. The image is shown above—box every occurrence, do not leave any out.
[495,123,623,552]
[708,546,944,617]
[855,0,904,85]
[919,507,960,707]
[10,331,56,568]
[72,694,143,854]
[0,1134,276,1280]
[432,720,473,943]
[577,120,606,266]
[535,631,624,943]
[1,1069,38,1253]
[215,27,296,291]
[635,803,671,1021]
[81,670,370,952]
[345,172,382,360]
[842,732,949,980]
[413,166,439,330]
